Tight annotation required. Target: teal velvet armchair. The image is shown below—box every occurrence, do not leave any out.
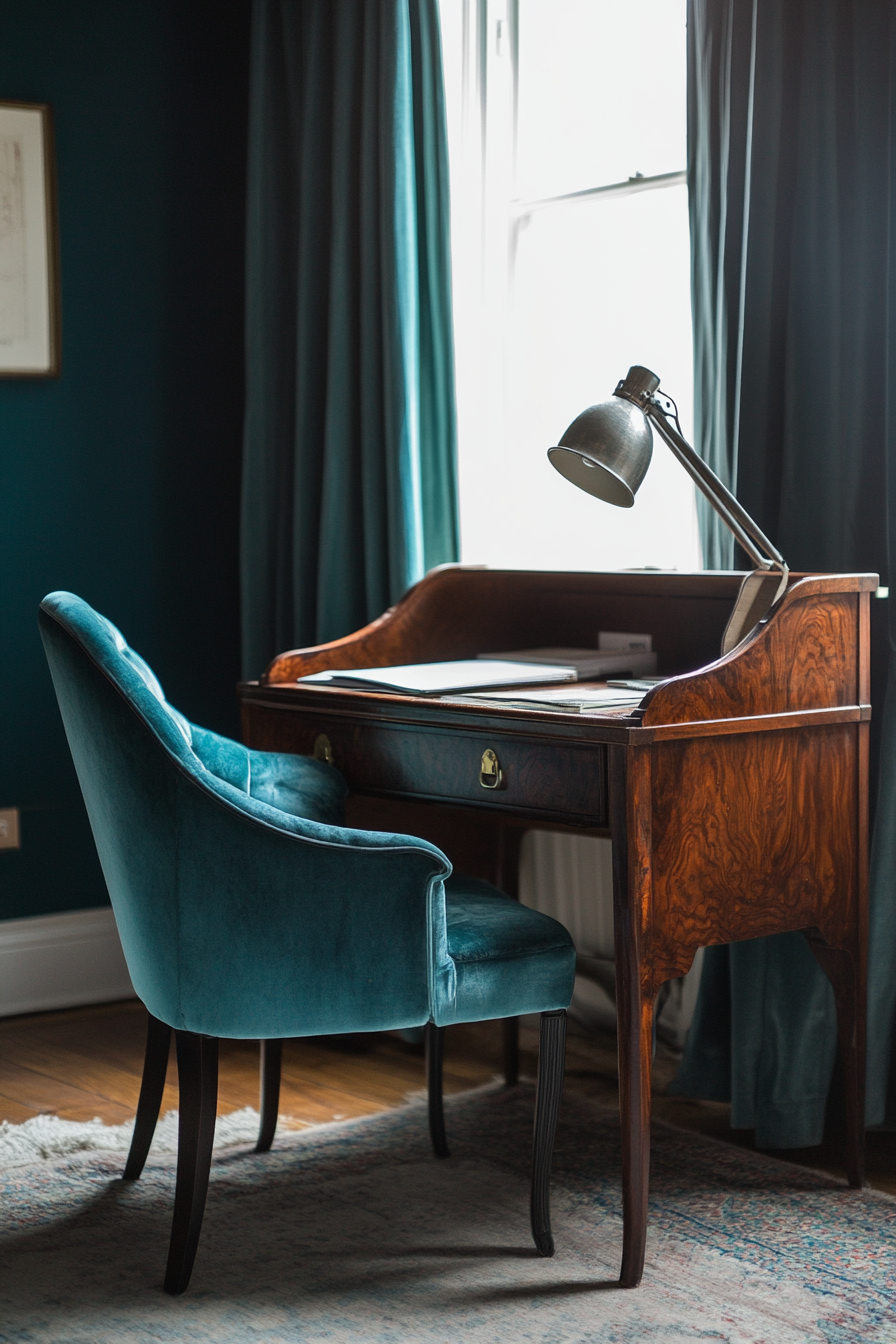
[39,592,576,1294]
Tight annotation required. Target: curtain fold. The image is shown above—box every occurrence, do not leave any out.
[687,0,755,570]
[241,0,458,679]
[676,0,896,1147]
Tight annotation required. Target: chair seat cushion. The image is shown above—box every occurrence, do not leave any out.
[437,876,576,1026]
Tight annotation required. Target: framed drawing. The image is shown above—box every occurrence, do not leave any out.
[0,101,59,376]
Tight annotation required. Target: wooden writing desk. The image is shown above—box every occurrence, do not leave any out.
[239,566,873,1287]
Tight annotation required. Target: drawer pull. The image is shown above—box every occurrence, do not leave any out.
[313,733,334,766]
[479,748,504,790]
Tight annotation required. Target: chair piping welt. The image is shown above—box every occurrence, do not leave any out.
[450,941,574,966]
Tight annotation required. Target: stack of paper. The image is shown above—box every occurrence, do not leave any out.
[597,630,653,652]
[446,684,645,713]
[296,659,576,696]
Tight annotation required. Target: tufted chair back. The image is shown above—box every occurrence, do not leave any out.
[39,592,453,1039]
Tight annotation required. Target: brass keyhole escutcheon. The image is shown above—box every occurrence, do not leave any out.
[479,748,504,790]
[313,733,334,766]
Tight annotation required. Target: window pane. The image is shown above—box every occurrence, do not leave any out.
[516,0,687,201]
[458,184,700,572]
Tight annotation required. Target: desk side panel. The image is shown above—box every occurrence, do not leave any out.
[642,722,862,986]
[640,585,867,726]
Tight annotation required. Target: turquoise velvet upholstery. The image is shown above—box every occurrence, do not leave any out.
[442,877,577,1025]
[39,592,575,1039]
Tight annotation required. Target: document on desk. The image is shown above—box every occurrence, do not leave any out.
[296,659,577,696]
[445,684,645,712]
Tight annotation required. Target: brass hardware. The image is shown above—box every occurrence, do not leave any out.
[479,748,504,790]
[313,733,334,766]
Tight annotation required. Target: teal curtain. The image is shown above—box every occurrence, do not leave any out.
[241,0,459,678]
[674,0,896,1146]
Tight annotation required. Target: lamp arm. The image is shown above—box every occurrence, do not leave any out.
[644,400,787,573]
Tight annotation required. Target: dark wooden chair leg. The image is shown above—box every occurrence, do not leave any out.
[123,1013,172,1180]
[164,1032,219,1296]
[530,1008,567,1257]
[502,1016,520,1086]
[255,1039,282,1153]
[425,1022,450,1159]
[805,933,866,1188]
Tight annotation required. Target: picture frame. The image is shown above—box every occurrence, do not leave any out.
[0,101,59,376]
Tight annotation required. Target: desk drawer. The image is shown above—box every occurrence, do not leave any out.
[258,713,607,827]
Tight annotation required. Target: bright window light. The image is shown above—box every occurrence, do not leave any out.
[439,0,701,574]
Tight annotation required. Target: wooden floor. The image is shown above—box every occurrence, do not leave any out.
[2,999,894,1194]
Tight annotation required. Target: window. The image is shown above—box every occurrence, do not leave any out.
[439,0,700,573]
[438,4,705,1042]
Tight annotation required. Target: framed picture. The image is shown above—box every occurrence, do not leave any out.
[0,101,59,376]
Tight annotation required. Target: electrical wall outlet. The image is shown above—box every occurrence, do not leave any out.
[0,808,21,850]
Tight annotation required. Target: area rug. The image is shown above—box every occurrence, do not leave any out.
[0,1105,271,1167]
[1,1085,894,1343]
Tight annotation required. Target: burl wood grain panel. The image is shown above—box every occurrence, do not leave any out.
[641,722,861,987]
[641,585,869,727]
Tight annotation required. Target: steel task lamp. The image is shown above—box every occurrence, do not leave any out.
[547,365,789,655]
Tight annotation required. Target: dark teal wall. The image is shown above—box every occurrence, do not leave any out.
[0,0,251,920]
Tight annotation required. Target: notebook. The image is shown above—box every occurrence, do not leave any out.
[296,659,577,696]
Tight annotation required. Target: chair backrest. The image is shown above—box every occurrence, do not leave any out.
[39,592,452,1038]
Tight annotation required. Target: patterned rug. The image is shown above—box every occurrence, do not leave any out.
[2,1085,894,1343]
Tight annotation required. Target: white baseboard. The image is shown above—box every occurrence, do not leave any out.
[0,906,136,1017]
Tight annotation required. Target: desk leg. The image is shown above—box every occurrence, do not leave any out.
[502,1018,520,1087]
[802,715,869,1190]
[617,987,654,1288]
[805,933,866,1188]
[610,745,653,1288]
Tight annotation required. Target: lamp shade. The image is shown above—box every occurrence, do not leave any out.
[547,396,654,509]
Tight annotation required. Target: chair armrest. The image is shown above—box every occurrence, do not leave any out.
[122,761,453,1041]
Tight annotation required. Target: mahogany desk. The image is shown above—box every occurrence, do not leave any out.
[238,566,873,1287]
